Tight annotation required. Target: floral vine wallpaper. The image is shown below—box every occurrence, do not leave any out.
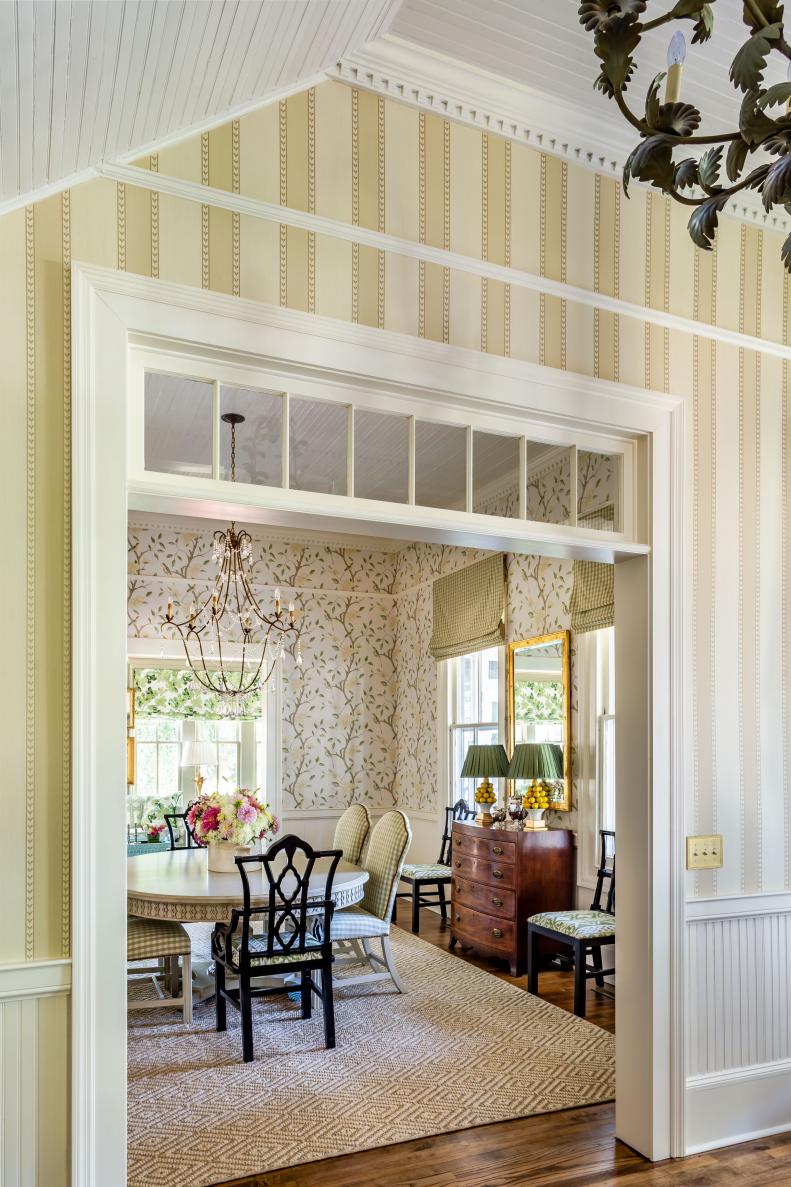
[127,518,578,821]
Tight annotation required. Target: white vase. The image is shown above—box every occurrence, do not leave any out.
[523,809,547,832]
[206,839,259,873]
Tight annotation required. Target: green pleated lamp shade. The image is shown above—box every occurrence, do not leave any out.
[507,742,564,781]
[460,743,510,779]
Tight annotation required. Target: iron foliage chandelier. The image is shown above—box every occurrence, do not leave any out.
[579,0,791,269]
[163,413,302,717]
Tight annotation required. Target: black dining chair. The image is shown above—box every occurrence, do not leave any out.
[163,803,204,850]
[392,798,475,933]
[211,834,342,1062]
[526,828,615,1018]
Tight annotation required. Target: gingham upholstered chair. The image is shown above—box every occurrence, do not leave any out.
[527,829,615,1018]
[332,803,371,865]
[127,916,192,1024]
[393,798,475,933]
[329,809,412,993]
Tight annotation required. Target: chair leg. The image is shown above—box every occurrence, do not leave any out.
[381,935,405,993]
[301,969,312,1020]
[182,951,192,1025]
[449,934,458,950]
[321,957,336,1049]
[240,976,254,1063]
[527,926,541,995]
[591,944,605,988]
[411,885,421,934]
[215,959,227,1032]
[437,881,448,923]
[391,896,398,924]
[573,941,587,1018]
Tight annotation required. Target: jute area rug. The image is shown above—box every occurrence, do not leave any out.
[127,925,614,1187]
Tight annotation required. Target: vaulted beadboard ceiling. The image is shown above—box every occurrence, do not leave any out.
[0,0,398,211]
[386,0,789,153]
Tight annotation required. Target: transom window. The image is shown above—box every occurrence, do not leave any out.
[138,367,627,535]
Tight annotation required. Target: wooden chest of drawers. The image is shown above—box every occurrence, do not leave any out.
[449,821,574,976]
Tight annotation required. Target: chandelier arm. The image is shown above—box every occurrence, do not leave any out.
[614,90,648,136]
[640,12,677,34]
[187,629,224,694]
[237,562,275,626]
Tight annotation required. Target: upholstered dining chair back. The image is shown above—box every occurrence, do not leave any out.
[333,803,371,865]
[361,810,412,921]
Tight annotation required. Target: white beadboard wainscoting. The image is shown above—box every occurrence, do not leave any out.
[685,891,791,1153]
[0,960,71,1187]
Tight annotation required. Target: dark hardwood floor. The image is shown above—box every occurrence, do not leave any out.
[212,908,791,1187]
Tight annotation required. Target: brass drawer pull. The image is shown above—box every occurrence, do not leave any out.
[492,845,503,855]
[455,883,462,893]
[491,896,503,907]
[455,861,462,869]
[492,928,503,938]
[455,913,461,923]
[492,869,503,880]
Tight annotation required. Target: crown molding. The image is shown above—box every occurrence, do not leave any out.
[127,510,408,553]
[334,35,791,238]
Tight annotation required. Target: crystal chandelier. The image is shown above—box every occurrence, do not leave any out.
[163,412,302,717]
[579,0,791,271]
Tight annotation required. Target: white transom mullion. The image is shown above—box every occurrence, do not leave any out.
[281,392,290,489]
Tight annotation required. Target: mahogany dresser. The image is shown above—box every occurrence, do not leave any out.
[449,820,574,976]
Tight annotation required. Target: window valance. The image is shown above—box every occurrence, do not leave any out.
[133,668,262,720]
[570,506,615,633]
[429,553,506,660]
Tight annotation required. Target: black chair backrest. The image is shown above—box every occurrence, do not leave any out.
[590,829,615,914]
[439,798,476,865]
[234,834,342,963]
[164,804,203,850]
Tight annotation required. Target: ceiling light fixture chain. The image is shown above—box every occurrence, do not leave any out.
[579,0,791,270]
[163,412,302,717]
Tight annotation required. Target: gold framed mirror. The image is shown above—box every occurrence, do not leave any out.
[507,630,571,811]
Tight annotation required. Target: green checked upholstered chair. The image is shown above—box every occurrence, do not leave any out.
[333,803,371,865]
[329,809,412,993]
[527,829,615,1018]
[393,798,475,933]
[127,916,192,1024]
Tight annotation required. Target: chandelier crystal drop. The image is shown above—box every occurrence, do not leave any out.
[162,413,302,714]
[579,0,791,271]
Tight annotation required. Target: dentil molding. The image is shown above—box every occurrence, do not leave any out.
[334,35,791,238]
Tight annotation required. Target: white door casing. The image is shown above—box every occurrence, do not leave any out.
[72,262,687,1185]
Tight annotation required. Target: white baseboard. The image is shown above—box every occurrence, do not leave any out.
[685,1058,791,1153]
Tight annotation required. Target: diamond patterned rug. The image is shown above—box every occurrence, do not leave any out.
[127,925,614,1187]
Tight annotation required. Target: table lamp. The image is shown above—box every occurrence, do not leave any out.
[180,740,217,796]
[460,743,510,826]
[507,742,564,830]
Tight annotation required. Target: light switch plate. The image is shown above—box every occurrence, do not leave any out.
[686,834,723,870]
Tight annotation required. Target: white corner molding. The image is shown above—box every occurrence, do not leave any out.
[334,35,791,238]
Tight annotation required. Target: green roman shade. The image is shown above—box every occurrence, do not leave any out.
[429,553,506,660]
[570,506,615,634]
[133,667,262,720]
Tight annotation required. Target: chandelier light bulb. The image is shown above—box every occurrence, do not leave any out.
[664,31,685,103]
[666,29,686,68]
[274,588,281,614]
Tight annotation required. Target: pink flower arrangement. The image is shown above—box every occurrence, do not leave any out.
[186,790,278,848]
[146,823,166,843]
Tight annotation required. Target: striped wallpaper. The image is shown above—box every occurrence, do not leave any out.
[2,78,790,974]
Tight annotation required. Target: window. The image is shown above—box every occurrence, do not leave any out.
[448,646,504,808]
[194,719,241,793]
[599,713,616,835]
[134,718,182,797]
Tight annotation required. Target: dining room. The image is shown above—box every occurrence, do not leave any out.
[124,478,618,1185]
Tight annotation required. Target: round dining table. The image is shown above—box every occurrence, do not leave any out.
[127,846,369,923]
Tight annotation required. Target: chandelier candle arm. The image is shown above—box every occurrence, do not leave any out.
[578,0,791,271]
